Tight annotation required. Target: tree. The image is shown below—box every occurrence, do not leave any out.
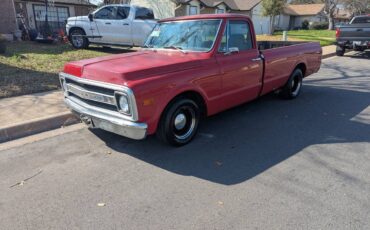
[262,0,285,35]
[341,0,370,16]
[323,0,339,30]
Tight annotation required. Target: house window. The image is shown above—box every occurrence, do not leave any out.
[189,6,198,15]
[216,9,224,14]
[33,4,69,34]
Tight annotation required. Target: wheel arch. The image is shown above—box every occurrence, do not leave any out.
[294,62,307,77]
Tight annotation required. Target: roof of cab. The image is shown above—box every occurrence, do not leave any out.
[159,13,251,22]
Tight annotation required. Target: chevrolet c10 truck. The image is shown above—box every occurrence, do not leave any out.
[60,14,322,146]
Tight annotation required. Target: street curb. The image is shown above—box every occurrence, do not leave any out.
[0,111,80,143]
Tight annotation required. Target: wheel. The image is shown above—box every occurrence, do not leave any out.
[280,69,303,99]
[157,98,200,146]
[336,46,345,56]
[69,28,89,49]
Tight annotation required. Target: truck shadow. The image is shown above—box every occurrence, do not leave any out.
[344,50,370,59]
[92,76,370,185]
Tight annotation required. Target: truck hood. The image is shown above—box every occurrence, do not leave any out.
[67,16,89,22]
[63,50,205,86]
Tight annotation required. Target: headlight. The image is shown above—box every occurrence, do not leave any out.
[117,94,130,114]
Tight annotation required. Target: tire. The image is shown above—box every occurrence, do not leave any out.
[157,98,200,146]
[280,69,303,99]
[336,46,345,56]
[69,28,89,49]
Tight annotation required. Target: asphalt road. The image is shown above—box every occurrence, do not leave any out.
[1,52,370,230]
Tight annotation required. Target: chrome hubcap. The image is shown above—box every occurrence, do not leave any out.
[174,113,187,130]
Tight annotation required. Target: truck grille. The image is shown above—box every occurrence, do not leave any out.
[59,72,138,122]
[62,77,118,112]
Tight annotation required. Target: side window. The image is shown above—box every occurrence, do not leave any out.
[219,20,253,52]
[94,6,116,20]
[189,6,198,15]
[117,7,130,20]
[135,7,154,20]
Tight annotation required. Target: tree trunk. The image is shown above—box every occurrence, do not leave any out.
[328,16,334,30]
[269,16,276,35]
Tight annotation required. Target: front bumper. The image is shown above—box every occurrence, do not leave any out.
[65,97,147,140]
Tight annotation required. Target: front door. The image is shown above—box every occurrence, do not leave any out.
[216,19,263,108]
[93,6,131,45]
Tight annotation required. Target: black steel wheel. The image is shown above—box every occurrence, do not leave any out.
[157,98,200,146]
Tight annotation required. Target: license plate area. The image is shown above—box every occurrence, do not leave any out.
[80,114,94,128]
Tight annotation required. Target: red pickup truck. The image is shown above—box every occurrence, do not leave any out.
[60,14,322,146]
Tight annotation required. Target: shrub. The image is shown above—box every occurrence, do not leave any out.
[309,22,329,30]
[302,20,309,30]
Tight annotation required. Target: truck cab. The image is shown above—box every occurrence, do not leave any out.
[66,4,157,49]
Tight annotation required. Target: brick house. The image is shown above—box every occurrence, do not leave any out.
[0,0,96,39]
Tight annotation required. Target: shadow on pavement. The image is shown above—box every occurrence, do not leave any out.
[91,79,370,185]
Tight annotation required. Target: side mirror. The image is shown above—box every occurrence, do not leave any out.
[88,13,93,22]
[224,47,239,55]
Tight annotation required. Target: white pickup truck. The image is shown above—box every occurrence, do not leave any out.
[66,4,157,49]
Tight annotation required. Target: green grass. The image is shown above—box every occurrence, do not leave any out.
[0,42,133,98]
[274,30,336,46]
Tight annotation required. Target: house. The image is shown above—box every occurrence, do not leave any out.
[126,0,273,34]
[0,0,96,39]
[333,8,352,25]
[277,4,327,30]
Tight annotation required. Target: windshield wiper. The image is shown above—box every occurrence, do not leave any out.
[163,45,187,54]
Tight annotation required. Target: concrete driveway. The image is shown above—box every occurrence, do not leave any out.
[1,52,369,230]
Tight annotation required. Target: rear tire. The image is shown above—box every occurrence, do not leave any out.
[279,69,303,99]
[69,28,89,49]
[157,98,200,146]
[336,46,345,56]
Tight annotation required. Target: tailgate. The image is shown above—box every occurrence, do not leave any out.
[338,24,370,41]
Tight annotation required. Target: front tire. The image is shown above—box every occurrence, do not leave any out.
[280,69,303,99]
[157,98,200,146]
[336,46,345,56]
[69,28,89,49]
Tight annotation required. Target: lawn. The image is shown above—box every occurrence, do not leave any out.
[0,42,132,98]
[274,30,336,46]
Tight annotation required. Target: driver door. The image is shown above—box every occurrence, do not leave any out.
[216,19,263,108]
[93,6,118,44]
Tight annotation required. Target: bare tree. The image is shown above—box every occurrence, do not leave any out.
[341,0,370,16]
[323,0,339,30]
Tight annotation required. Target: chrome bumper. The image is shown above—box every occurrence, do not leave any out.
[65,97,147,140]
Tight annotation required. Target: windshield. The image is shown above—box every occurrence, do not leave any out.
[144,19,222,52]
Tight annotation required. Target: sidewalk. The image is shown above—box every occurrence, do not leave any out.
[0,46,342,143]
[0,91,78,143]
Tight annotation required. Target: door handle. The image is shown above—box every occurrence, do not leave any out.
[123,23,129,26]
[252,58,262,62]
[105,22,111,25]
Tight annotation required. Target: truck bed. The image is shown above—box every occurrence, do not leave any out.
[257,41,322,96]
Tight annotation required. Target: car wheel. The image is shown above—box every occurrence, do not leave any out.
[336,46,345,56]
[69,28,89,49]
[280,69,303,99]
[157,98,200,146]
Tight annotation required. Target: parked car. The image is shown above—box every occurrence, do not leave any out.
[66,4,157,49]
[60,14,322,146]
[336,15,370,56]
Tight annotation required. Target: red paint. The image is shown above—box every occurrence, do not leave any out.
[63,14,322,135]
[336,28,341,38]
